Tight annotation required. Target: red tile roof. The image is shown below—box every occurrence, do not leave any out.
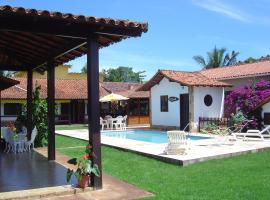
[1,78,148,100]
[0,5,148,33]
[139,70,231,91]
[200,60,270,80]
[101,82,149,98]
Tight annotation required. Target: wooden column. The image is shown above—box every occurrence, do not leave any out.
[0,91,1,138]
[27,70,33,140]
[47,60,55,161]
[87,35,102,189]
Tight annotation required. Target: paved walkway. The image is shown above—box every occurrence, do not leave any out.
[57,129,270,166]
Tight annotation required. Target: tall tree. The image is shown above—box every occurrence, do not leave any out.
[193,46,239,69]
[243,57,257,64]
[82,65,145,83]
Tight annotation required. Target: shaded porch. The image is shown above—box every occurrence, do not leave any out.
[0,4,147,190]
[0,149,153,199]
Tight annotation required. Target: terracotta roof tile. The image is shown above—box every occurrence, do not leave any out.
[1,78,147,99]
[139,70,231,91]
[0,5,148,33]
[200,60,270,80]
[101,82,149,98]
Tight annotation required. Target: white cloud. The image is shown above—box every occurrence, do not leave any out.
[191,0,251,23]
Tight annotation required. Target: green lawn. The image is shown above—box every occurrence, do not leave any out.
[56,135,270,200]
[55,124,87,131]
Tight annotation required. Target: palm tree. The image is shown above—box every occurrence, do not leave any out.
[193,46,239,69]
[223,50,239,66]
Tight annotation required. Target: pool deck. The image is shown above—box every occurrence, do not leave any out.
[56,129,270,166]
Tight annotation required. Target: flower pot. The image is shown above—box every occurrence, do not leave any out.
[77,175,89,188]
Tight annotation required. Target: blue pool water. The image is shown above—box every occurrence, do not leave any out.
[101,130,210,144]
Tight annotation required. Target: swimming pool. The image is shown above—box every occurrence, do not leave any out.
[101,130,210,144]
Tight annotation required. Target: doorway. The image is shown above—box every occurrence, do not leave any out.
[180,93,189,131]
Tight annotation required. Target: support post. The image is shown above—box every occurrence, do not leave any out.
[0,91,1,139]
[87,35,102,189]
[47,60,55,161]
[27,70,33,140]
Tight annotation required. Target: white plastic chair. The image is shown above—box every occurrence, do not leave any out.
[24,127,37,151]
[112,117,125,130]
[122,115,127,130]
[164,130,188,155]
[100,117,109,130]
[2,127,12,152]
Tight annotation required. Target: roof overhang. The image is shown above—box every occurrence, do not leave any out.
[0,76,19,91]
[0,5,148,72]
[138,70,232,91]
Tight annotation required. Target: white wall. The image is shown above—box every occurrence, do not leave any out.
[151,78,188,127]
[193,87,223,128]
[262,102,270,125]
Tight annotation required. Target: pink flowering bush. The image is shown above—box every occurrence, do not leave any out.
[225,80,270,129]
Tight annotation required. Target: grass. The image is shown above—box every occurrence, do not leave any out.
[56,135,270,200]
[55,124,87,131]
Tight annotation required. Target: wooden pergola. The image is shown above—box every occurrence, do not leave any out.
[0,5,147,189]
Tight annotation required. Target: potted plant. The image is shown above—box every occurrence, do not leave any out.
[66,144,100,188]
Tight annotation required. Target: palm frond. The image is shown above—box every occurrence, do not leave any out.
[193,55,207,68]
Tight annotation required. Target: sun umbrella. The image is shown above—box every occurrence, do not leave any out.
[99,93,129,102]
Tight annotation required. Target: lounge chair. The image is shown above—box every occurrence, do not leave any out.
[164,130,188,155]
[232,125,270,141]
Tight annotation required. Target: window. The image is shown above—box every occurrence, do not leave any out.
[160,95,168,112]
[139,99,149,115]
[204,95,213,107]
[4,103,22,116]
[129,99,140,115]
[264,113,270,125]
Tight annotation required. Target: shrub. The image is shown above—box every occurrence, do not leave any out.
[225,80,270,129]
[32,84,48,147]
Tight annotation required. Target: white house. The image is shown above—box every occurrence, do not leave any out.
[139,70,231,131]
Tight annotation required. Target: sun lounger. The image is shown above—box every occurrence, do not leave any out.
[164,130,188,155]
[232,125,270,141]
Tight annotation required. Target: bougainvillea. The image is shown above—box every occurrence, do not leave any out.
[225,80,270,128]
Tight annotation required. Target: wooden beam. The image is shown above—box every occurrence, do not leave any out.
[0,65,30,71]
[47,59,55,161]
[27,70,33,140]
[0,16,143,39]
[87,35,102,189]
[0,91,1,139]
[33,41,86,70]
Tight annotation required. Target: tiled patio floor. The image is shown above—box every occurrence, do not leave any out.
[0,148,152,199]
[0,151,67,193]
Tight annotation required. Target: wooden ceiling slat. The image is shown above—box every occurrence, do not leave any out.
[19,32,67,47]
[0,43,35,63]
[5,31,54,50]
[0,33,50,55]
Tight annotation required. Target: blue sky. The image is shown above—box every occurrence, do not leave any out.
[2,0,270,80]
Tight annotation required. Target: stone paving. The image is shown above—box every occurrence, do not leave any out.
[57,129,270,166]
